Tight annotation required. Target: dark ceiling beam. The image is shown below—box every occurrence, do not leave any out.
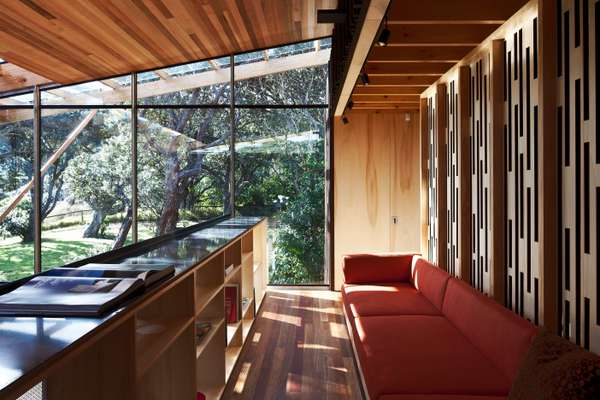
[387,0,528,23]
[368,46,474,62]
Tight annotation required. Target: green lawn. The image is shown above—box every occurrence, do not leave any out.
[0,239,111,281]
[0,221,191,282]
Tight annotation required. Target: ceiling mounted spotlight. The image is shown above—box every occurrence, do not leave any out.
[342,115,349,125]
[377,16,390,47]
[360,72,370,86]
[348,100,354,110]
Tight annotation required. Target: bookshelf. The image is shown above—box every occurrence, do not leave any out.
[4,217,266,400]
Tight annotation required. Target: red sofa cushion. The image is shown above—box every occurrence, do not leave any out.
[353,315,511,399]
[411,257,450,310]
[342,283,441,317]
[442,278,538,382]
[343,253,416,284]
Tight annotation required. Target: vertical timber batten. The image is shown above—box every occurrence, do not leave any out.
[491,39,508,305]
[436,83,449,271]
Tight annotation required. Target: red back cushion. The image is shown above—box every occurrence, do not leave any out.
[442,278,538,381]
[410,257,451,310]
[342,253,415,284]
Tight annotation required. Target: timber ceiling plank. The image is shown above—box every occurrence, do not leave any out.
[368,46,474,62]
[346,0,529,114]
[353,86,424,95]
[0,0,336,85]
[387,24,500,46]
[387,0,529,22]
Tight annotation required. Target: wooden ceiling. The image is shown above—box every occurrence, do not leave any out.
[0,0,336,86]
[351,0,529,111]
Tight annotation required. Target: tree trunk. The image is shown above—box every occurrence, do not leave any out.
[112,207,132,249]
[83,209,105,238]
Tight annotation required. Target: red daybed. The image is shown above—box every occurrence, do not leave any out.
[341,254,538,400]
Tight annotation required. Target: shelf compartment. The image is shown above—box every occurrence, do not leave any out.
[196,317,225,358]
[135,275,195,378]
[195,252,225,316]
[196,321,226,399]
[225,344,243,381]
[137,322,196,399]
[224,239,242,271]
[226,321,242,346]
[241,230,253,254]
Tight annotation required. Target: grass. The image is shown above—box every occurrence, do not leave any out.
[0,220,206,282]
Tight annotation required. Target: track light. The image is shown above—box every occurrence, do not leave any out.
[377,16,390,47]
[348,100,354,110]
[342,115,349,125]
[377,28,390,47]
[360,72,369,86]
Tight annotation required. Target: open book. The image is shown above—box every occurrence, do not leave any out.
[46,263,175,288]
[0,264,175,317]
[0,276,143,317]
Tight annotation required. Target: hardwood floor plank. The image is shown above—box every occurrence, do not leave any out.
[222,289,362,400]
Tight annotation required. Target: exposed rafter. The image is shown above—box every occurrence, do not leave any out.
[339,0,529,105]
[1,48,331,124]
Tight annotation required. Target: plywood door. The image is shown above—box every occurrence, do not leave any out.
[333,111,421,289]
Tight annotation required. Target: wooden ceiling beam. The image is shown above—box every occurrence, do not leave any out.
[0,63,52,93]
[387,24,499,46]
[356,75,438,86]
[352,103,420,110]
[353,86,424,95]
[352,94,422,103]
[387,0,528,23]
[153,70,172,80]
[1,48,331,123]
[365,62,452,76]
[368,46,474,62]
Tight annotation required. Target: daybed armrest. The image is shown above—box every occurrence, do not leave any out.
[342,253,419,284]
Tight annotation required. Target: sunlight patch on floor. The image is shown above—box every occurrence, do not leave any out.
[233,362,252,394]
[261,311,302,327]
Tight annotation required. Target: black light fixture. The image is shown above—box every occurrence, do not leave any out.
[342,115,349,124]
[377,16,390,47]
[360,72,370,86]
[348,100,354,110]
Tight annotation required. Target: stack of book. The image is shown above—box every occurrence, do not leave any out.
[0,263,175,317]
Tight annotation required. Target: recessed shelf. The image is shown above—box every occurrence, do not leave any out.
[242,298,254,319]
[196,318,225,358]
[136,316,194,378]
[196,285,224,317]
[225,344,243,381]
[224,264,242,283]
[242,251,253,265]
[226,321,242,346]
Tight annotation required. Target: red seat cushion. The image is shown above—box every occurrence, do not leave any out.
[411,257,451,310]
[342,283,441,317]
[353,315,512,399]
[442,278,538,381]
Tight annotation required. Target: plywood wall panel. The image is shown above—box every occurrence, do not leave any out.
[558,0,600,353]
[333,111,421,289]
[470,53,493,293]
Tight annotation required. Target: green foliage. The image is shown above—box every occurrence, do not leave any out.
[0,197,32,241]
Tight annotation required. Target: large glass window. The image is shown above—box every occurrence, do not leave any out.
[137,108,230,239]
[0,105,34,281]
[40,109,132,270]
[234,109,326,284]
[0,38,329,283]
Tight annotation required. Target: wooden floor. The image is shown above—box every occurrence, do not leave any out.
[222,289,363,400]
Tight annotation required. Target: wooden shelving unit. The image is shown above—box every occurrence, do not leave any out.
[32,219,267,400]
